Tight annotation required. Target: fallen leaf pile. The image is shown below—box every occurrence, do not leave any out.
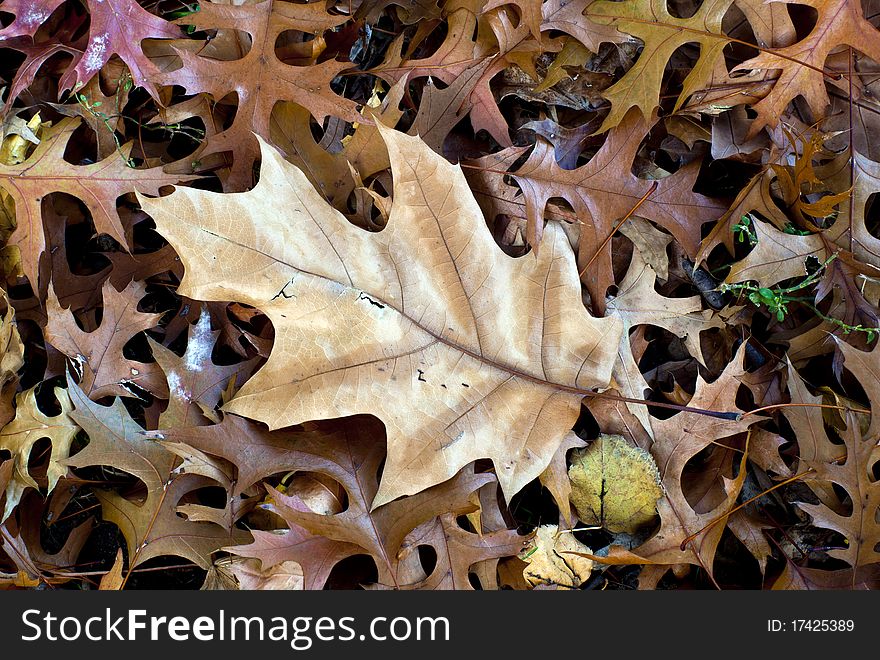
[0,0,879,590]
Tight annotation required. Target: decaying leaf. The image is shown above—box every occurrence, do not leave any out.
[520,524,594,588]
[568,433,663,534]
[227,557,304,591]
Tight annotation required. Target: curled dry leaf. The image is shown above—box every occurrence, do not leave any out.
[282,473,346,517]
[520,524,594,588]
[139,124,622,508]
[228,557,304,591]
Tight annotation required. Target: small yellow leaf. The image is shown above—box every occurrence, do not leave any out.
[0,113,42,165]
[568,433,662,533]
[533,39,591,93]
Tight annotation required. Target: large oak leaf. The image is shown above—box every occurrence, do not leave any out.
[139,125,622,508]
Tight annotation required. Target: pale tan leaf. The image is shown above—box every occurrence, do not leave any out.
[98,549,125,590]
[520,524,593,588]
[139,125,622,507]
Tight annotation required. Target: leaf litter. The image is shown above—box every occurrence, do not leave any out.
[0,0,878,591]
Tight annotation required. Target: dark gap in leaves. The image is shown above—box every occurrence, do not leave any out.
[831,481,854,516]
[572,526,612,550]
[129,216,169,253]
[62,120,99,166]
[601,564,642,590]
[210,91,240,132]
[32,378,66,416]
[69,519,125,579]
[787,4,819,40]
[721,5,759,64]
[456,514,476,533]
[573,404,601,440]
[119,394,152,429]
[508,477,559,534]
[24,436,51,490]
[639,328,692,376]
[124,556,207,589]
[16,319,47,391]
[164,115,208,162]
[190,485,228,510]
[866,192,880,239]
[682,443,725,509]
[38,485,97,555]
[60,216,114,280]
[714,527,763,588]
[656,44,692,118]
[666,0,700,19]
[324,554,378,589]
[656,565,692,588]
[418,544,437,576]
[694,155,759,202]
[611,233,634,285]
[410,18,448,62]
